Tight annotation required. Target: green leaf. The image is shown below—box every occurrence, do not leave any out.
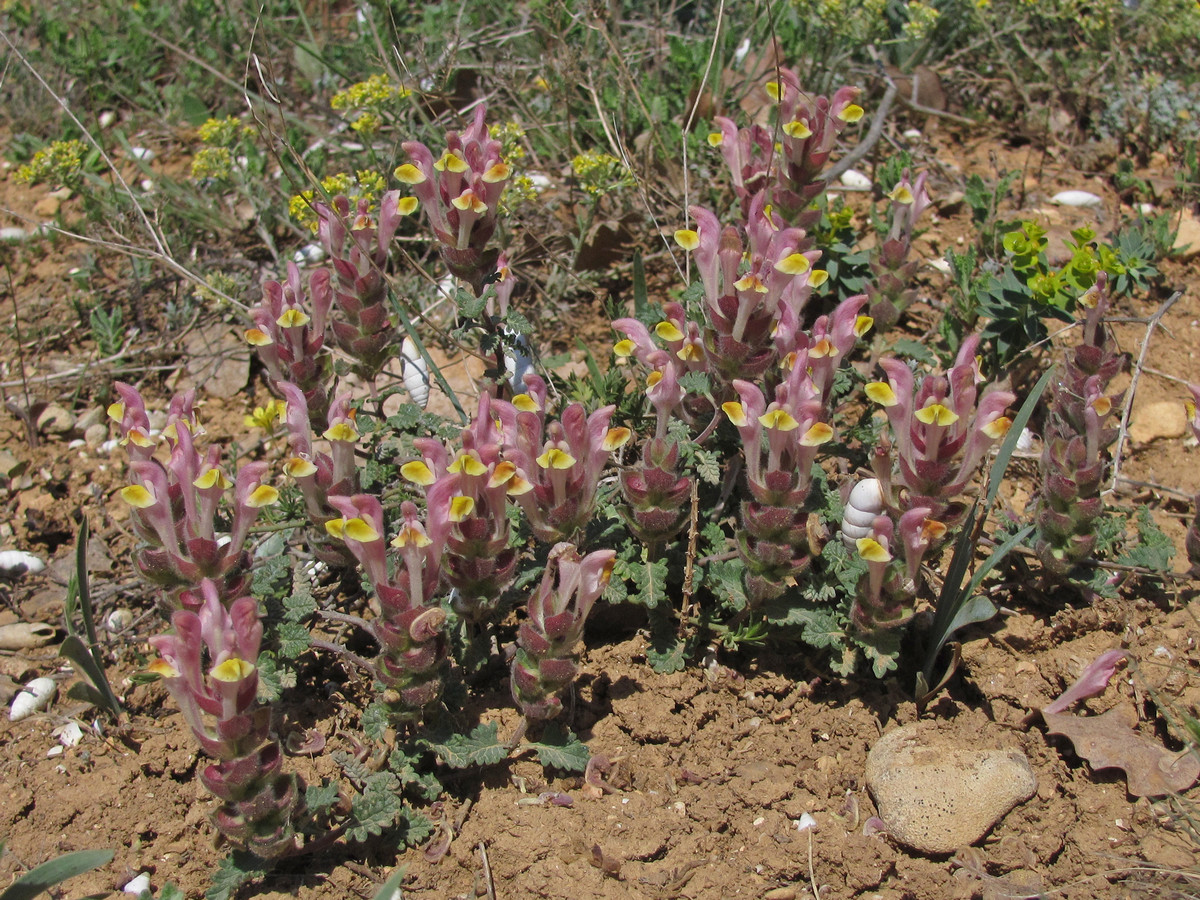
[705,558,746,611]
[282,585,316,622]
[397,807,435,847]
[678,370,711,396]
[255,653,293,703]
[277,622,312,659]
[629,556,668,609]
[204,851,267,900]
[360,700,390,741]
[423,723,508,769]
[646,636,688,673]
[694,448,720,485]
[1118,506,1175,572]
[347,783,405,843]
[0,849,113,900]
[455,287,486,319]
[852,628,903,678]
[528,724,590,772]
[305,779,341,813]
[158,884,187,900]
[59,634,122,717]
[890,338,937,366]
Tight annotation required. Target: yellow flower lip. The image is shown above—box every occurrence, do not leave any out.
[734,273,768,293]
[448,453,488,477]
[245,328,273,346]
[857,537,892,563]
[107,401,125,422]
[865,382,898,407]
[758,408,799,431]
[646,371,663,389]
[245,484,280,508]
[914,402,959,427]
[807,269,829,288]
[809,337,834,359]
[722,401,748,427]
[765,81,783,101]
[392,523,432,548]
[853,315,874,337]
[120,484,157,508]
[483,161,510,183]
[401,460,436,486]
[324,422,358,442]
[451,189,487,213]
[505,474,533,496]
[147,659,179,679]
[603,427,632,451]
[211,657,255,682]
[285,457,318,478]
[707,132,724,147]
[449,495,475,522]
[397,196,419,215]
[983,416,1013,438]
[674,229,700,251]
[775,253,811,275]
[434,150,468,173]
[341,517,381,543]
[489,460,518,488]
[277,308,310,329]
[513,393,540,413]
[783,119,812,139]
[613,339,635,360]
[801,422,834,445]
[655,321,685,342]
[888,184,915,205]
[839,104,865,123]
[193,468,231,490]
[537,448,576,470]
[1091,396,1113,417]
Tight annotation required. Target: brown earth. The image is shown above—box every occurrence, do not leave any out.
[0,124,1198,900]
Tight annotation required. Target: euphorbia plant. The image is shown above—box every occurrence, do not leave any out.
[510,542,616,720]
[149,578,301,858]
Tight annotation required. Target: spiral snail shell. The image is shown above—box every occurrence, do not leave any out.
[841,478,885,548]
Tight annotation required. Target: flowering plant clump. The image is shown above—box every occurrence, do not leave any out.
[867,171,932,330]
[510,543,616,720]
[149,579,301,858]
[326,495,449,723]
[497,375,631,544]
[673,192,825,388]
[109,383,280,610]
[396,105,511,294]
[15,138,89,189]
[866,334,1016,527]
[1034,275,1128,575]
[850,507,945,632]
[246,260,334,427]
[401,391,523,623]
[314,191,412,378]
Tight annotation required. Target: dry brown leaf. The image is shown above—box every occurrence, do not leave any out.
[1043,703,1200,797]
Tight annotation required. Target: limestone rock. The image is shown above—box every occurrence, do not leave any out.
[865,723,1037,855]
[1173,210,1200,261]
[1129,399,1187,444]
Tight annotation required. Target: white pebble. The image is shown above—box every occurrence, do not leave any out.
[98,111,117,129]
[902,128,923,139]
[139,179,154,192]
[840,169,872,189]
[129,147,155,162]
[123,872,152,895]
[10,677,57,721]
[527,172,552,191]
[1050,190,1102,208]
[0,227,28,242]
[106,609,133,632]
[928,257,952,275]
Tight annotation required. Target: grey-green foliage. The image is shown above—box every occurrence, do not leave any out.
[0,849,113,900]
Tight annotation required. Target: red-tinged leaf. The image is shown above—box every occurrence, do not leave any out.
[1043,649,1127,714]
[1043,703,1200,797]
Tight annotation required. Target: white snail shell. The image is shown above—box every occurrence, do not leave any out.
[502,327,534,394]
[1050,190,1102,209]
[401,336,430,409]
[9,677,57,721]
[841,478,885,547]
[0,550,46,576]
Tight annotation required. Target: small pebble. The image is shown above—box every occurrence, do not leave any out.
[1050,190,1102,208]
[129,147,155,162]
[840,169,872,189]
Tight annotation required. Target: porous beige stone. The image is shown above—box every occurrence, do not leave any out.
[865,723,1037,855]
